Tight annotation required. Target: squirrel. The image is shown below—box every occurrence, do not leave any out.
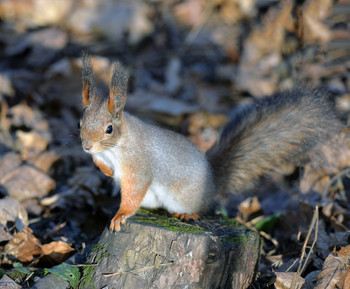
[79,54,341,231]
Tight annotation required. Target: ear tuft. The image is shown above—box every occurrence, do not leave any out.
[81,52,96,108]
[108,62,129,114]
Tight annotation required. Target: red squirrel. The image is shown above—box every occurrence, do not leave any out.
[79,54,341,231]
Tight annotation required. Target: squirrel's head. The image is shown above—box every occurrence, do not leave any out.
[79,53,128,154]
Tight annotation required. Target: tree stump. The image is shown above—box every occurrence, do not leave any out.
[79,210,260,289]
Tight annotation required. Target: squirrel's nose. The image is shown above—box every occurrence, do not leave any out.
[82,140,93,152]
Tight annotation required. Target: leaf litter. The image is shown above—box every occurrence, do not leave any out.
[0,0,349,288]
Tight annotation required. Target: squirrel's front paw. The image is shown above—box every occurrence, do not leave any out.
[109,210,131,231]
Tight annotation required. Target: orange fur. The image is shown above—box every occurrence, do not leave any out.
[107,91,114,113]
[172,213,199,221]
[82,83,90,108]
[110,164,150,231]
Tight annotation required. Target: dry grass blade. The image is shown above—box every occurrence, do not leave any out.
[322,167,350,199]
[290,206,319,289]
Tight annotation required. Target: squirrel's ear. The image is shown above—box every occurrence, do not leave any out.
[81,53,96,108]
[108,62,128,118]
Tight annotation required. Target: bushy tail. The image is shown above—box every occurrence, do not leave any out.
[206,87,342,196]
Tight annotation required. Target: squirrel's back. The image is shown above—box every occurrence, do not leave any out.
[207,87,342,197]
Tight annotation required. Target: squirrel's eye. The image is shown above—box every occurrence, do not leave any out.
[106,125,113,134]
[78,121,81,129]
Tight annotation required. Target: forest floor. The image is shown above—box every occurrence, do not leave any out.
[0,0,349,288]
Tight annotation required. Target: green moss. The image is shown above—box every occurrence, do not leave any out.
[79,244,109,289]
[132,209,208,234]
[217,216,249,230]
[6,270,27,284]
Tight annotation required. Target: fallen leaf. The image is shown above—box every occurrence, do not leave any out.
[6,27,68,68]
[41,241,75,265]
[44,262,80,288]
[0,165,55,201]
[30,150,60,172]
[238,196,262,221]
[0,197,28,230]
[0,152,21,180]
[0,0,73,29]
[0,225,13,242]
[274,272,305,289]
[4,227,42,263]
[173,0,206,28]
[10,103,49,132]
[299,0,332,45]
[315,245,350,288]
[16,130,49,161]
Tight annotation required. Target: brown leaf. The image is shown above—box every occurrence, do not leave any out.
[238,197,262,221]
[10,104,49,132]
[187,111,228,152]
[0,165,56,201]
[315,245,350,289]
[41,241,75,265]
[173,0,206,28]
[0,197,28,230]
[16,130,49,161]
[31,150,60,172]
[275,272,305,289]
[4,227,42,263]
[0,152,21,180]
[0,225,13,242]
[299,0,332,45]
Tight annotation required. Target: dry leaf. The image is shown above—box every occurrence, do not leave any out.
[275,272,305,289]
[238,197,262,221]
[5,227,42,263]
[0,165,55,201]
[41,241,75,265]
[31,150,60,172]
[16,130,49,161]
[173,0,206,28]
[0,0,73,28]
[0,225,13,242]
[315,245,350,288]
[10,103,49,132]
[0,197,28,230]
[0,152,21,180]
[299,0,332,45]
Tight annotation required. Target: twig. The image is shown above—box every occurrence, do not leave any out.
[103,262,173,277]
[286,258,299,273]
[24,272,34,283]
[72,263,97,267]
[238,216,280,248]
[290,205,319,289]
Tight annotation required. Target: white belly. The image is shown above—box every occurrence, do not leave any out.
[140,183,187,213]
